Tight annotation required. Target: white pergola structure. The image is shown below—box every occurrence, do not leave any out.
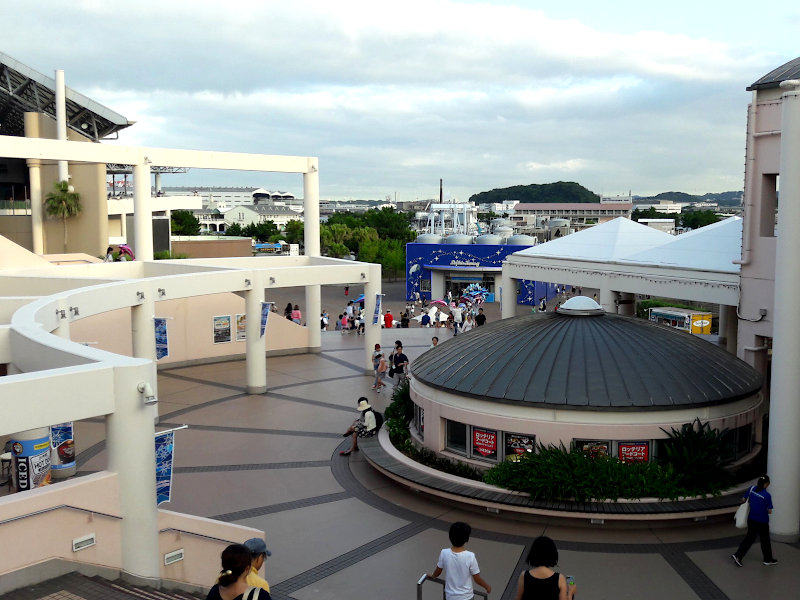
[500,217,742,352]
[0,134,382,585]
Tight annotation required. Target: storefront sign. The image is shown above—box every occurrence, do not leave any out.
[472,427,497,458]
[577,440,610,459]
[505,433,535,457]
[619,442,649,462]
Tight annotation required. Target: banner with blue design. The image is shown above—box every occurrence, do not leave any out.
[155,430,176,505]
[50,422,76,472]
[154,318,168,360]
[260,302,272,337]
[373,294,382,325]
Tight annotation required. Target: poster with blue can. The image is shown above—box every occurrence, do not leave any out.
[154,317,168,360]
[50,422,76,472]
[154,430,175,505]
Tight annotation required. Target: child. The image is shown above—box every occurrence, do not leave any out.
[430,522,491,600]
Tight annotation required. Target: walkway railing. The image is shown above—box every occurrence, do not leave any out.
[416,574,489,599]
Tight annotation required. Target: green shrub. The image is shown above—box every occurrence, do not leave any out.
[658,418,733,493]
[153,250,190,260]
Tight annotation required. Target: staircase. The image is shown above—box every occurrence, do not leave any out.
[0,572,206,600]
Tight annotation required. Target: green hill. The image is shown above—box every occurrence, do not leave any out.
[469,182,600,205]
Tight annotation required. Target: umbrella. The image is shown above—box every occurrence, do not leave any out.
[429,299,448,308]
[354,294,365,303]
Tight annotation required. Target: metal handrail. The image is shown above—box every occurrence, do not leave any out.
[0,504,122,527]
[157,527,244,545]
[417,574,489,599]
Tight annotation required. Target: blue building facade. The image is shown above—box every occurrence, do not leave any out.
[405,243,564,306]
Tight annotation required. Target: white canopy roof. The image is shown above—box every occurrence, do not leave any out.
[620,217,742,273]
[514,217,673,262]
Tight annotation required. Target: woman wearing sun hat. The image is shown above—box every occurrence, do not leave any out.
[339,397,377,456]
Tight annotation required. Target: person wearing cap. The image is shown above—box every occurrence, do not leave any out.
[340,397,377,456]
[243,537,272,593]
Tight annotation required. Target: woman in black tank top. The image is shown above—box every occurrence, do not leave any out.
[514,536,576,600]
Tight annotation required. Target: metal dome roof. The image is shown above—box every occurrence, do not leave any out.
[747,57,800,91]
[411,312,762,411]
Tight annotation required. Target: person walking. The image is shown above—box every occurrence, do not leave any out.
[475,308,486,327]
[207,544,271,600]
[283,303,293,321]
[732,475,778,566]
[243,537,272,594]
[291,305,302,325]
[514,536,576,600]
[429,522,491,600]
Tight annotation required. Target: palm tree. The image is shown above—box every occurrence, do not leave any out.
[44,180,82,252]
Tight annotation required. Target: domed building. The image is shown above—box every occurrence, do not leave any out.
[409,297,764,465]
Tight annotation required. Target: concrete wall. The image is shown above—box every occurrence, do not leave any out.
[28,114,109,257]
[171,238,252,258]
[0,216,33,249]
[69,293,310,367]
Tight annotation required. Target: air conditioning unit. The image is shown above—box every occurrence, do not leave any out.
[72,533,96,552]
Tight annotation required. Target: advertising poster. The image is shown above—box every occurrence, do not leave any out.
[619,441,650,462]
[472,427,497,459]
[236,313,247,341]
[50,423,76,472]
[373,294,382,325]
[154,317,168,360]
[213,315,232,344]
[260,302,271,337]
[11,435,51,491]
[504,433,535,460]
[578,440,610,458]
[154,430,175,505]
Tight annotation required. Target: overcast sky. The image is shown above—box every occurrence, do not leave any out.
[4,1,799,201]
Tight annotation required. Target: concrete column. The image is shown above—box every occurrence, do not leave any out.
[245,275,267,394]
[599,288,617,314]
[154,172,162,195]
[24,112,44,255]
[305,286,321,351]
[363,264,382,373]
[767,83,800,542]
[105,365,160,585]
[55,70,69,183]
[719,304,738,353]
[131,296,159,423]
[618,292,635,316]
[500,271,515,319]
[133,163,153,261]
[303,159,321,351]
[121,211,127,242]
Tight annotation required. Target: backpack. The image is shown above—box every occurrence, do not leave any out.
[371,409,384,431]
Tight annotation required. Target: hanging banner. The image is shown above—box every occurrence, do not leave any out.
[373,294,382,325]
[154,317,169,360]
[213,315,232,344]
[260,302,272,337]
[155,430,176,505]
[50,422,76,473]
[236,313,247,341]
[11,434,51,491]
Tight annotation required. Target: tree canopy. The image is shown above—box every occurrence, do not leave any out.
[469,182,600,205]
[171,210,201,236]
[631,208,720,229]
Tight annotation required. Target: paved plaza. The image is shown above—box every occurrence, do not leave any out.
[68,323,799,600]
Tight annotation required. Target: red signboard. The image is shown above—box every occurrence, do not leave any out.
[472,427,497,457]
[619,442,649,463]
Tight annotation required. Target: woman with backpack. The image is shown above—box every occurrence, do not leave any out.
[339,398,380,456]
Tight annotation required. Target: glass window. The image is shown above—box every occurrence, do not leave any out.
[420,278,431,292]
[414,404,424,440]
[471,427,498,461]
[504,433,535,461]
[446,420,467,454]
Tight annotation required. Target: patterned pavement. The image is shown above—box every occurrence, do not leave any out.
[10,325,800,600]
